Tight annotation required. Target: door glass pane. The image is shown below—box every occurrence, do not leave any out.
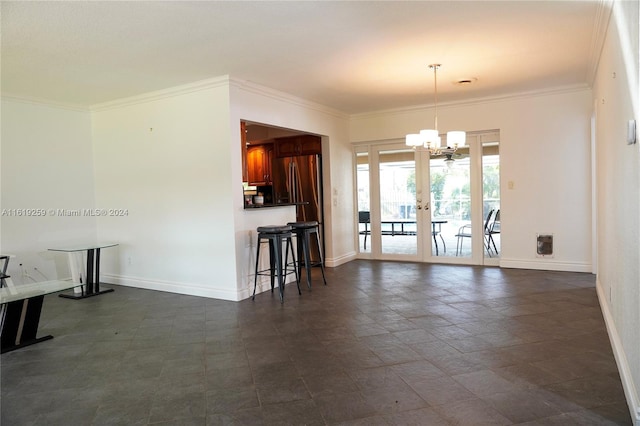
[356,152,370,253]
[432,147,471,257]
[379,149,417,255]
[483,142,500,258]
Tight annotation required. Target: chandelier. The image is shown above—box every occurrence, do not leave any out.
[406,64,466,158]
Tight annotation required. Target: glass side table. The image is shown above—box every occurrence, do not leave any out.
[48,243,118,299]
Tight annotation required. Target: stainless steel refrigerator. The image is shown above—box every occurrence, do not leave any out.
[272,155,324,263]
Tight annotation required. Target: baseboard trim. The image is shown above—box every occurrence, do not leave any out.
[236,274,298,301]
[103,274,240,301]
[500,258,592,273]
[326,251,357,268]
[596,278,640,425]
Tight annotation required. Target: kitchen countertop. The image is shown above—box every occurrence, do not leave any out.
[244,202,308,209]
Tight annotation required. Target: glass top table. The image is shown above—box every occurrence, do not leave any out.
[48,242,118,299]
[1,279,86,353]
[0,280,80,304]
[48,242,118,253]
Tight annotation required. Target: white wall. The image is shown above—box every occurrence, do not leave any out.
[350,89,593,272]
[229,79,354,301]
[3,76,355,302]
[593,0,640,422]
[89,76,355,302]
[1,98,96,282]
[91,78,238,300]
[1,9,636,417]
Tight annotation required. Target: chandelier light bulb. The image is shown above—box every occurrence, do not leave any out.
[447,131,466,148]
[406,133,422,147]
[420,129,439,147]
[405,64,465,160]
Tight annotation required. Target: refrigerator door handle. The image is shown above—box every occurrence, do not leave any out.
[287,161,293,203]
[290,161,298,203]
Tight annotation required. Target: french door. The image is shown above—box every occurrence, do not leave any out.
[355,132,500,265]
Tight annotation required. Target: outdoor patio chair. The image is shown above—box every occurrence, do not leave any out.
[455,209,495,256]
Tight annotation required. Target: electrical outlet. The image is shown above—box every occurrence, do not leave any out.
[127,257,132,265]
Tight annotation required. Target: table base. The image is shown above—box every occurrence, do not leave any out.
[1,335,53,354]
[59,286,114,300]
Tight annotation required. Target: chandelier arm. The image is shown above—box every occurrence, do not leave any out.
[407,63,465,154]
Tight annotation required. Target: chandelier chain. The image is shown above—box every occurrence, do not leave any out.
[430,64,440,131]
[405,62,465,161]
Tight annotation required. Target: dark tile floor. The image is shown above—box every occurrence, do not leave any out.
[1,261,633,425]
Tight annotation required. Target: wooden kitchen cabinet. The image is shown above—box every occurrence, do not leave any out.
[246,143,273,186]
[275,135,321,158]
[241,121,247,182]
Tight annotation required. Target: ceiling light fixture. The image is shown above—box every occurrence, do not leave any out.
[456,77,477,86]
[406,64,466,160]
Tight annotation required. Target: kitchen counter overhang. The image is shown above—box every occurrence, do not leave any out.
[244,202,308,210]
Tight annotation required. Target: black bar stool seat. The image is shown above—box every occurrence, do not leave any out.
[252,225,299,302]
[287,221,327,289]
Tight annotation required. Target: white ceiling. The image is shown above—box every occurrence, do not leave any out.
[1,1,604,114]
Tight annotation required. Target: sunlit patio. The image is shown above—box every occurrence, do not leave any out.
[356,141,501,261]
[358,220,501,258]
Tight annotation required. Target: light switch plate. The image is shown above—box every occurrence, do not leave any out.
[628,120,637,145]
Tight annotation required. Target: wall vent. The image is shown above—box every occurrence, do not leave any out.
[536,234,553,257]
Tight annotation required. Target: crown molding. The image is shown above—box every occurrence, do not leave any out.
[0,94,90,112]
[350,83,592,121]
[3,75,349,120]
[586,0,614,85]
[90,75,231,112]
[351,128,501,148]
[89,75,349,119]
[229,77,349,121]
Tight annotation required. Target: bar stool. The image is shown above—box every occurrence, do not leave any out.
[287,221,327,289]
[252,225,300,302]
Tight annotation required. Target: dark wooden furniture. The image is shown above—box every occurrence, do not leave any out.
[275,135,321,158]
[246,143,274,186]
